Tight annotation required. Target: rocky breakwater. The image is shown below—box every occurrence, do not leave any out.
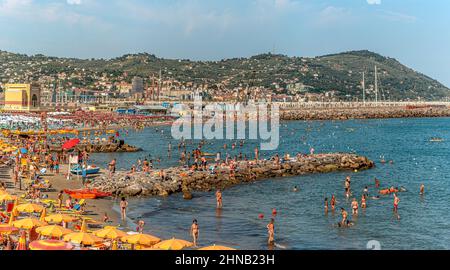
[89,153,374,199]
[281,106,450,121]
[49,142,142,153]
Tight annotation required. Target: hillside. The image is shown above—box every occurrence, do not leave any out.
[0,49,448,101]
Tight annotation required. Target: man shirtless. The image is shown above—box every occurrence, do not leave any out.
[420,184,425,195]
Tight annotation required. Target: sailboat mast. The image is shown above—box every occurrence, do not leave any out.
[375,65,378,103]
[362,72,366,104]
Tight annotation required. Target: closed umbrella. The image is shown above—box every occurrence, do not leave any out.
[16,231,27,250]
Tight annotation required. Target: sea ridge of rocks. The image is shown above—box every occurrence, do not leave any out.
[89,153,374,199]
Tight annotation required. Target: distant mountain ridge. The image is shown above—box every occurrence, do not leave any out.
[0,49,448,101]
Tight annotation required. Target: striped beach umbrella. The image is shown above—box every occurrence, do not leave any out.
[29,240,74,251]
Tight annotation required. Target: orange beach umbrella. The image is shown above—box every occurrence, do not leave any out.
[152,238,193,250]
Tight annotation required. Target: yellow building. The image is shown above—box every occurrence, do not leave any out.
[3,83,41,111]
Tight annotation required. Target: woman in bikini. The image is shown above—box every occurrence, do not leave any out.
[351,198,359,215]
[191,219,199,247]
[120,197,128,220]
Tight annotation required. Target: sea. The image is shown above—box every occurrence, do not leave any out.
[89,117,450,250]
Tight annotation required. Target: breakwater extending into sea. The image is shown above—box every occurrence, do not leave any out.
[89,153,374,198]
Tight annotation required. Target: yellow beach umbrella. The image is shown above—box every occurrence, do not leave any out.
[121,233,161,246]
[63,232,103,246]
[16,203,44,213]
[0,190,8,195]
[93,226,127,240]
[152,238,194,250]
[13,218,47,230]
[198,244,237,250]
[44,214,78,224]
[0,194,18,202]
[36,225,73,238]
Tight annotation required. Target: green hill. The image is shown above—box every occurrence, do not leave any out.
[0,49,448,101]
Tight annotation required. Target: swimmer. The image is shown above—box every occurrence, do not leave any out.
[330,195,336,211]
[420,184,425,195]
[293,186,299,192]
[324,198,329,214]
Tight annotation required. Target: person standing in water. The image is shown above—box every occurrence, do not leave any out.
[215,189,223,209]
[267,218,275,245]
[361,194,367,209]
[324,198,329,214]
[340,208,348,226]
[393,193,400,213]
[191,219,199,247]
[120,197,128,221]
[331,195,336,211]
[351,198,359,215]
[420,184,425,195]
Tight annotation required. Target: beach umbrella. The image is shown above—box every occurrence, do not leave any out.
[44,214,78,224]
[198,244,237,250]
[13,218,47,230]
[0,190,8,195]
[16,231,27,250]
[16,203,44,213]
[0,194,18,202]
[63,232,103,246]
[152,238,194,250]
[93,226,127,240]
[29,240,73,251]
[0,226,19,235]
[62,139,80,150]
[121,233,161,247]
[36,225,73,238]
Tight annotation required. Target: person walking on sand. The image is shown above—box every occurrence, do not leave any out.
[120,197,128,221]
[215,189,223,209]
[267,218,275,245]
[191,219,199,247]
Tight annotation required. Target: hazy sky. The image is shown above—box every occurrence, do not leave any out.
[0,0,449,86]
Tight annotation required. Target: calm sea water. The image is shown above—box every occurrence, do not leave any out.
[90,118,450,250]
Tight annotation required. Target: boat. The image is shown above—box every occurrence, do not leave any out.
[70,164,100,175]
[64,188,112,199]
[430,137,444,142]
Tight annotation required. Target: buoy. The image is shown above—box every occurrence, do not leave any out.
[258,214,264,219]
[272,209,277,216]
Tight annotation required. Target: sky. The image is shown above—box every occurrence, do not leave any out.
[0,0,449,86]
